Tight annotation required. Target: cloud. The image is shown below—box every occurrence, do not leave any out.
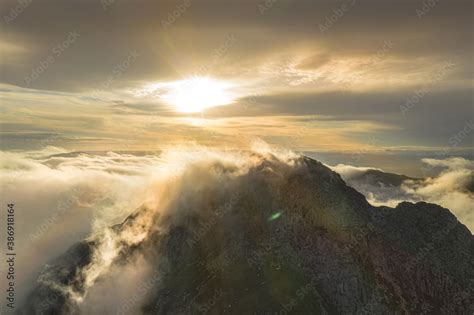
[2,83,408,152]
[333,158,474,232]
[1,0,471,92]
[0,149,169,307]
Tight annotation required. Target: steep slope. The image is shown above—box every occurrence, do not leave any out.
[19,155,473,314]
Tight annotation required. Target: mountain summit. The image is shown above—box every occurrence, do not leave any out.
[20,155,473,314]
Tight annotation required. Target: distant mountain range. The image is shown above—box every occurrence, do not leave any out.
[346,167,474,195]
[20,155,473,314]
[345,169,422,187]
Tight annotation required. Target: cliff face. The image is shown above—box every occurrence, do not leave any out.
[20,156,473,314]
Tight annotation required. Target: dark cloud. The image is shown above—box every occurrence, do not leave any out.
[205,88,474,148]
[1,0,472,91]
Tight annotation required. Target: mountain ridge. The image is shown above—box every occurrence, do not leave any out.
[19,155,473,314]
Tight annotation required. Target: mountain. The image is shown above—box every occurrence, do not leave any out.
[347,169,422,188]
[19,155,473,314]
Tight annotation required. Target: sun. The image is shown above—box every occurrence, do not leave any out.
[143,77,235,113]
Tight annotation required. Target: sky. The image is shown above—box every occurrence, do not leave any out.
[1,0,473,155]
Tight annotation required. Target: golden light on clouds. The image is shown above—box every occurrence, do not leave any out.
[0,0,471,153]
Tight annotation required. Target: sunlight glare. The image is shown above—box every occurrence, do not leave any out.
[143,77,235,113]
